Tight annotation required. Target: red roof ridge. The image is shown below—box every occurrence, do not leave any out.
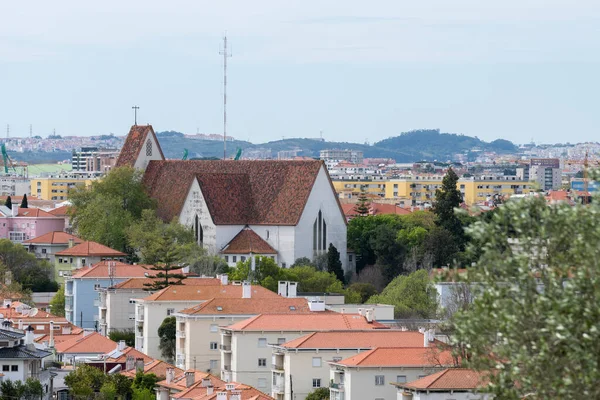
[116,125,165,168]
[221,227,277,255]
[56,241,126,257]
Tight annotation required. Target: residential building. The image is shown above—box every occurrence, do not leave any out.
[72,146,118,174]
[156,369,225,400]
[325,304,395,321]
[174,295,311,372]
[0,176,30,197]
[54,331,118,364]
[64,261,151,329]
[136,282,281,359]
[23,232,83,263]
[517,160,562,191]
[98,276,221,336]
[392,368,492,400]
[48,205,72,233]
[320,149,364,164]
[120,359,183,380]
[117,124,348,271]
[220,312,388,394]
[55,241,127,283]
[329,346,454,400]
[30,175,95,201]
[0,206,65,243]
[341,202,412,221]
[271,330,439,400]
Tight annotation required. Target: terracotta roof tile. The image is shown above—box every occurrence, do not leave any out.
[142,284,280,302]
[157,370,225,391]
[342,203,413,218]
[396,368,490,391]
[34,332,84,345]
[105,346,152,363]
[281,330,431,349]
[333,347,454,367]
[178,298,310,315]
[116,125,164,168]
[55,332,117,354]
[48,205,71,216]
[142,160,326,225]
[224,313,388,331]
[221,227,276,254]
[112,277,221,289]
[55,241,126,257]
[121,359,183,379]
[15,208,57,218]
[23,232,82,245]
[174,381,274,400]
[70,261,151,278]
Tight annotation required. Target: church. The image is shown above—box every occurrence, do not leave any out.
[116,125,348,271]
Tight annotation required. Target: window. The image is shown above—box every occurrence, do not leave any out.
[396,375,407,383]
[146,139,153,156]
[266,230,270,240]
[224,256,229,263]
[312,357,322,367]
[313,210,327,252]
[41,248,46,254]
[94,284,101,291]
[1,365,8,372]
[232,256,237,263]
[58,258,63,264]
[282,262,286,269]
[167,308,175,316]
[69,258,73,263]
[241,256,246,262]
[128,314,135,320]
[81,258,86,265]
[10,365,17,372]
[194,215,203,245]
[258,358,267,367]
[312,379,321,388]
[210,342,218,350]
[209,360,217,370]
[258,338,267,348]
[375,375,385,385]
[58,271,63,277]
[348,254,353,262]
[257,378,266,388]
[210,324,218,333]
[277,338,286,345]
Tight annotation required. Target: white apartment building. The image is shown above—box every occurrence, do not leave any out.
[220,311,388,394]
[392,368,492,400]
[270,330,434,400]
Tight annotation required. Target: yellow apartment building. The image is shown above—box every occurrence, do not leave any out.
[331,179,387,199]
[31,176,94,201]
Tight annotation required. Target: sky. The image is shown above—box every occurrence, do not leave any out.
[1,1,600,145]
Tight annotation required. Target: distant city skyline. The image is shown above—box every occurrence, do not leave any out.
[1,1,600,144]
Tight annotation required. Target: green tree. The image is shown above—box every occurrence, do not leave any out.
[346,282,378,303]
[23,378,44,400]
[189,255,228,276]
[158,316,176,363]
[108,329,135,347]
[306,387,330,400]
[4,196,11,209]
[0,239,56,292]
[433,167,464,245]
[100,382,117,400]
[451,195,600,399]
[20,194,28,209]
[64,364,107,399]
[132,371,159,392]
[0,379,25,400]
[326,244,344,282]
[49,286,65,317]
[353,187,371,216]
[367,270,437,318]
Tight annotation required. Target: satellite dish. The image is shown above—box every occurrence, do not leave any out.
[30,308,38,317]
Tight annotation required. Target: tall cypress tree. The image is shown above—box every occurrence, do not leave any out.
[353,188,371,217]
[4,196,12,209]
[20,194,28,209]
[327,243,345,282]
[433,167,464,241]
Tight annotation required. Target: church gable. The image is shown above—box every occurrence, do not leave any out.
[115,125,165,169]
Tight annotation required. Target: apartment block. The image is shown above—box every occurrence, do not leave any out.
[31,175,94,201]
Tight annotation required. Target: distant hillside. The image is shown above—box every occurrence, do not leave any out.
[156,129,518,162]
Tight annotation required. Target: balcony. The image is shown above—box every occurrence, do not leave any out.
[330,383,345,391]
[176,330,186,338]
[272,363,284,371]
[222,365,230,371]
[272,384,284,394]
[220,344,231,352]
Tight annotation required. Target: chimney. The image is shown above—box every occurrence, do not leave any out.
[242,281,251,299]
[201,378,211,387]
[225,383,235,391]
[24,325,35,346]
[126,356,135,371]
[181,265,190,274]
[49,321,55,348]
[185,371,195,388]
[288,282,297,298]
[277,281,287,297]
[216,393,227,400]
[423,331,429,348]
[68,238,75,248]
[62,326,71,335]
[365,308,374,323]
[357,308,364,316]
[18,319,23,330]
[118,340,126,351]
[219,274,228,286]
[135,358,144,372]
[206,386,214,395]
[166,368,174,384]
[308,300,325,312]
[418,327,426,334]
[11,204,18,217]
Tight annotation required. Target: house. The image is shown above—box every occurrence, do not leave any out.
[120,359,183,380]
[392,368,492,400]
[174,293,311,371]
[54,241,127,283]
[270,330,436,400]
[48,205,73,233]
[171,380,275,400]
[0,300,78,335]
[0,205,65,243]
[156,369,225,400]
[341,202,412,221]
[54,331,118,365]
[23,232,83,264]
[220,311,388,394]
[117,124,348,271]
[98,276,221,336]
[65,261,152,329]
[85,342,153,373]
[135,281,281,359]
[328,346,454,400]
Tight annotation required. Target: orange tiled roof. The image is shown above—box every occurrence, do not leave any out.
[116,125,164,168]
[397,368,489,391]
[221,227,276,255]
[333,347,454,367]
[23,232,82,245]
[178,297,310,315]
[143,160,332,225]
[174,381,274,400]
[35,331,84,345]
[48,205,71,217]
[16,208,57,218]
[105,346,152,363]
[225,313,388,331]
[121,359,183,379]
[112,277,221,290]
[55,332,117,354]
[70,261,151,278]
[157,370,225,391]
[281,330,431,349]
[55,241,126,257]
[143,284,281,302]
[342,203,413,218]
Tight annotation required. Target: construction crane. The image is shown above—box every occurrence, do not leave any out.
[234,148,242,160]
[182,149,189,160]
[1,144,16,174]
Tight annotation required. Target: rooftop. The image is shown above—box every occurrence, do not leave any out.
[55,332,117,354]
[332,347,454,367]
[225,313,388,331]
[70,261,151,279]
[121,359,183,379]
[178,297,310,316]
[280,330,433,349]
[23,231,82,245]
[112,277,221,290]
[48,205,71,216]
[143,284,281,302]
[394,368,489,391]
[116,125,164,168]
[55,241,126,257]
[221,227,277,255]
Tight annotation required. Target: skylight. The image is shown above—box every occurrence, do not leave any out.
[216,306,223,311]
[289,306,296,311]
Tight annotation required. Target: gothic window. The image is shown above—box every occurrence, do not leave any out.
[194,215,203,245]
[146,139,152,156]
[313,210,327,253]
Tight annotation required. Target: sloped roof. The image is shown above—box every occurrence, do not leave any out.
[221,228,276,254]
[224,313,388,331]
[341,203,413,218]
[111,277,221,290]
[55,241,126,257]
[396,368,490,391]
[143,284,280,302]
[174,381,274,400]
[280,330,430,349]
[0,345,51,359]
[70,261,152,279]
[121,359,183,379]
[55,332,117,354]
[48,205,71,216]
[333,347,454,367]
[105,346,152,363]
[16,208,58,218]
[157,370,225,391]
[35,331,84,345]
[178,297,310,316]
[116,125,164,168]
[23,231,82,245]
[142,160,325,225]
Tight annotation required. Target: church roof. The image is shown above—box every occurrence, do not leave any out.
[221,227,277,254]
[116,125,164,168]
[143,160,324,225]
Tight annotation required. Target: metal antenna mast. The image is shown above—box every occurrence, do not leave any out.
[29,125,32,138]
[132,106,140,126]
[219,35,232,160]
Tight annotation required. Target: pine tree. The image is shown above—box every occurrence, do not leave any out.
[327,243,345,282]
[353,187,371,217]
[20,194,28,209]
[4,196,11,209]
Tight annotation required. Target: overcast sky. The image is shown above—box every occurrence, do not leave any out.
[1,1,599,144]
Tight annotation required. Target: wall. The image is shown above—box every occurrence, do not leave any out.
[105,288,149,334]
[410,391,492,400]
[134,131,164,171]
[343,367,442,400]
[0,216,64,243]
[31,178,93,201]
[26,243,69,264]
[55,256,104,283]
[71,277,129,329]
[178,179,219,254]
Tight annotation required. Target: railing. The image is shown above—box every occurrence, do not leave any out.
[220,344,231,351]
[330,383,345,391]
[272,363,284,371]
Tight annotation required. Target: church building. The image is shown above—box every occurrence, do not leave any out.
[116,125,348,270]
